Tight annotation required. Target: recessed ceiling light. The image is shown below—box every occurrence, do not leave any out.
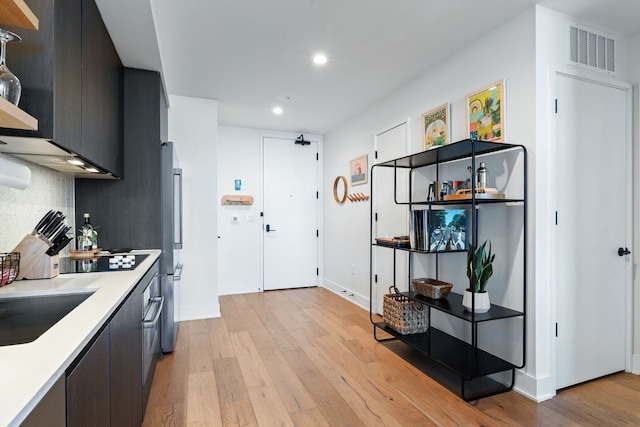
[273,107,283,115]
[313,54,327,65]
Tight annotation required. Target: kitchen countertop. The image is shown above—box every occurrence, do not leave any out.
[0,249,161,427]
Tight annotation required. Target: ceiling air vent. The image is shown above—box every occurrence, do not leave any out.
[569,24,615,75]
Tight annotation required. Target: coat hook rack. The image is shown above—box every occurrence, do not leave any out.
[348,192,369,202]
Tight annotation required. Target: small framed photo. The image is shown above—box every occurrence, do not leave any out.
[350,155,368,186]
[422,103,450,150]
[467,79,505,142]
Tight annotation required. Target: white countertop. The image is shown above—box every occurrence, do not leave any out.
[0,250,161,427]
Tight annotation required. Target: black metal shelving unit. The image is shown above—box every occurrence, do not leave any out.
[369,139,527,401]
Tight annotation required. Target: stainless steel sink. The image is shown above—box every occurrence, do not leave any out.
[0,292,93,346]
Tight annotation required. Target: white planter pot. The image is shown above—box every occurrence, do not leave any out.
[462,290,490,313]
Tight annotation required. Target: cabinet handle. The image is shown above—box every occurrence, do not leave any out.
[143,296,164,329]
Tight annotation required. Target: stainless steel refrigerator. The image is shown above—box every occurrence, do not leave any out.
[160,141,183,353]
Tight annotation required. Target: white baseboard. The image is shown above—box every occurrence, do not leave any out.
[321,279,369,311]
[633,353,640,374]
[514,370,555,402]
[179,303,221,321]
[218,281,262,296]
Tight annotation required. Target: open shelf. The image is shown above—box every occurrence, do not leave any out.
[376,139,524,169]
[0,95,37,130]
[372,243,466,254]
[398,198,525,206]
[405,291,524,322]
[0,0,39,130]
[370,138,527,401]
[374,323,516,378]
[0,0,39,30]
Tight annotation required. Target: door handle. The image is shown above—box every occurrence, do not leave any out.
[266,224,276,232]
[618,247,631,256]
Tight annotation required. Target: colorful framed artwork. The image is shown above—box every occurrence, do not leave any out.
[422,103,450,150]
[350,155,368,186]
[467,79,504,142]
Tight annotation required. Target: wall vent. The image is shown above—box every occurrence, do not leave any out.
[568,24,616,75]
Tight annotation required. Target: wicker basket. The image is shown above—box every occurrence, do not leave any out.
[0,252,20,287]
[412,278,453,299]
[383,286,428,335]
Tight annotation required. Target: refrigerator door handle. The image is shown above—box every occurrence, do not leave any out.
[174,264,183,281]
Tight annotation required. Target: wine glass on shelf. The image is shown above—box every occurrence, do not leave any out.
[0,28,21,106]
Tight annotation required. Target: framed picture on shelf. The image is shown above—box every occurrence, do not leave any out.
[350,155,368,186]
[422,103,450,150]
[467,79,505,142]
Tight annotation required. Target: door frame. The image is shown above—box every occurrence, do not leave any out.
[371,118,411,313]
[550,67,633,390]
[260,134,323,291]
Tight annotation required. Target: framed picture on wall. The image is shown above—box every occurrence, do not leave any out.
[422,103,450,150]
[350,155,368,186]
[467,79,505,142]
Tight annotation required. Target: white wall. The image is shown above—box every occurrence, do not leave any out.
[322,5,639,402]
[630,33,640,373]
[535,6,636,399]
[168,95,220,319]
[217,126,323,295]
[0,155,74,254]
[323,5,537,392]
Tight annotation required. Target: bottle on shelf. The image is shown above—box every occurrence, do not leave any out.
[78,213,98,251]
[476,162,488,189]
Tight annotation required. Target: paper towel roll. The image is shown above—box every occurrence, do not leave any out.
[0,156,31,190]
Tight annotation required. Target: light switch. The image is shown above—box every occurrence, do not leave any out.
[230,215,239,223]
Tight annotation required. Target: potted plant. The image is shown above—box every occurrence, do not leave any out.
[463,239,495,313]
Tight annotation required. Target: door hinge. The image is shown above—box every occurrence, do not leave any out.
[555,323,558,337]
[260,212,264,217]
[555,99,558,114]
[316,153,319,161]
[375,150,378,160]
[316,268,319,276]
[375,212,378,221]
[555,211,558,225]
[374,274,378,283]
[316,191,319,199]
[316,229,319,237]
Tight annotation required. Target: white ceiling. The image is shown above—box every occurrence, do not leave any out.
[96,0,640,135]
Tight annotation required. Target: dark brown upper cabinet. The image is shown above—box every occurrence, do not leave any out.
[0,0,124,178]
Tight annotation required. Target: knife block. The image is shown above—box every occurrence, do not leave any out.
[12,234,56,280]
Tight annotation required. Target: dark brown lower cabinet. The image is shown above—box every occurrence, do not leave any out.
[110,282,144,427]
[66,325,111,427]
[20,374,66,427]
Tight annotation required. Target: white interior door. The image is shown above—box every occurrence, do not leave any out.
[555,73,630,389]
[373,123,409,314]
[263,137,318,290]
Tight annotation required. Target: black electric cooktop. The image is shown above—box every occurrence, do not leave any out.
[60,254,149,274]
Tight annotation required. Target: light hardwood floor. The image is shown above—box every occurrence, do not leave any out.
[143,287,640,426]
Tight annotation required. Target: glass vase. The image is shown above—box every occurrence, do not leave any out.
[0,28,22,106]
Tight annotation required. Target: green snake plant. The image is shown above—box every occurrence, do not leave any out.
[466,240,495,293]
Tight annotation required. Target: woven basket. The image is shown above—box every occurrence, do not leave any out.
[383,286,428,335]
[412,278,453,299]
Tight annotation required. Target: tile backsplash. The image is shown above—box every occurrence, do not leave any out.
[0,154,74,253]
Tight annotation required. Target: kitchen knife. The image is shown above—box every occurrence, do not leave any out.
[42,220,64,242]
[46,223,67,244]
[46,225,71,254]
[47,235,72,256]
[41,213,64,238]
[32,210,55,235]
